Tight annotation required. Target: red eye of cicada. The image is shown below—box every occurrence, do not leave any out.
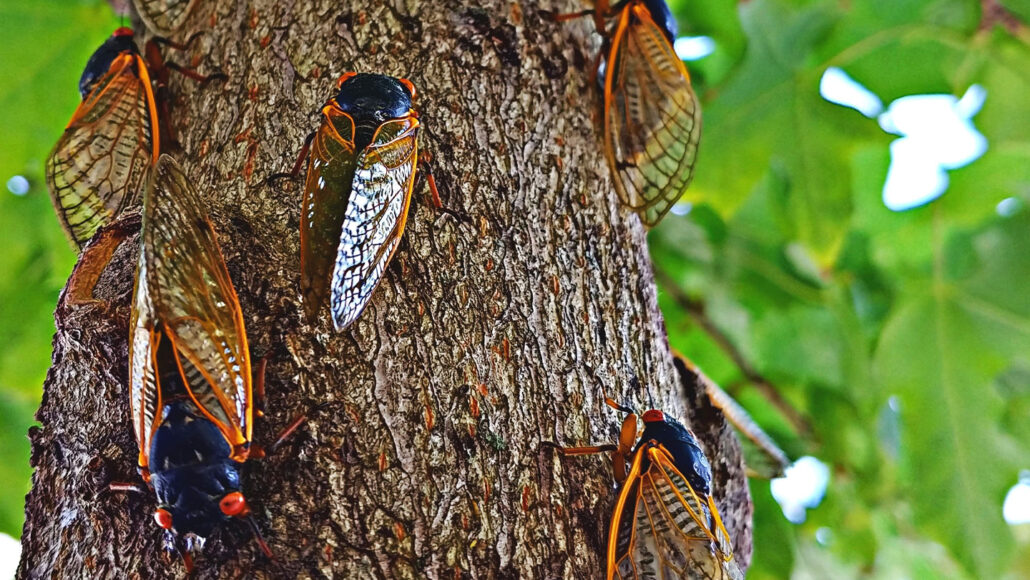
[219,491,250,517]
[154,508,174,529]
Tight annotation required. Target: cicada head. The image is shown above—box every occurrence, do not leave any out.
[148,402,249,540]
[639,409,713,496]
[333,73,415,150]
[78,28,139,98]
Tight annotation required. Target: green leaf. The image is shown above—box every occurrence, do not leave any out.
[874,210,1030,577]
[0,0,115,537]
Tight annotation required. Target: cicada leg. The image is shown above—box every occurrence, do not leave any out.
[267,131,316,185]
[143,38,226,151]
[248,358,319,459]
[416,151,472,224]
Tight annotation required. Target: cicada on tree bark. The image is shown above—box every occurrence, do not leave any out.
[284,72,439,331]
[550,400,743,580]
[46,28,159,249]
[46,26,218,250]
[549,0,702,226]
[127,155,270,570]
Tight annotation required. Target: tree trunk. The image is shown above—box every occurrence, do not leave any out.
[19,1,752,578]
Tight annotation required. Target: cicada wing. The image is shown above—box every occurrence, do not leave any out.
[604,3,702,227]
[329,115,419,331]
[132,0,198,36]
[137,155,252,453]
[129,265,161,471]
[46,53,157,249]
[610,445,742,580]
[300,108,358,322]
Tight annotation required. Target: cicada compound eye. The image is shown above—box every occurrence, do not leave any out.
[219,491,250,517]
[641,409,665,424]
[399,78,417,101]
[154,508,174,530]
[336,72,358,89]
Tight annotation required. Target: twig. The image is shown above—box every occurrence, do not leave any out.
[655,267,812,436]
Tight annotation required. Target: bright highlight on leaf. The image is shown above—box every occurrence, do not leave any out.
[1003,471,1030,525]
[878,85,988,211]
[6,175,29,196]
[673,35,715,61]
[818,67,883,118]
[770,456,830,524]
[820,69,989,212]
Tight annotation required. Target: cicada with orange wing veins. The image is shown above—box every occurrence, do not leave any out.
[132,0,199,36]
[288,72,438,331]
[47,27,220,251]
[46,27,159,249]
[128,155,269,569]
[549,0,701,226]
[554,399,742,580]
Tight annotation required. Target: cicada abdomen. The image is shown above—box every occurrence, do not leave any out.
[297,72,425,331]
[129,155,268,567]
[555,401,742,580]
[46,27,159,249]
[132,0,199,37]
[551,0,702,227]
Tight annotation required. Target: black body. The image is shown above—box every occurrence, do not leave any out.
[79,29,138,98]
[637,413,712,495]
[333,73,413,151]
[148,339,242,538]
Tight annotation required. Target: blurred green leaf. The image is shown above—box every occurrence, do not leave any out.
[0,0,115,537]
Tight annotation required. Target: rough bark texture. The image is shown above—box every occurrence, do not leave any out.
[19,1,752,578]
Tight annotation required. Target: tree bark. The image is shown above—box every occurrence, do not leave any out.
[19,1,752,578]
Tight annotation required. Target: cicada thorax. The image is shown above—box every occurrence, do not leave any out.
[299,72,422,331]
[47,27,159,250]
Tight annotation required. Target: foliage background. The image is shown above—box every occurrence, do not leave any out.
[0,0,1028,577]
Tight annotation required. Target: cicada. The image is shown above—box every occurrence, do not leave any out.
[128,155,268,568]
[554,399,742,580]
[551,0,702,226]
[289,72,437,331]
[46,28,159,249]
[132,0,199,36]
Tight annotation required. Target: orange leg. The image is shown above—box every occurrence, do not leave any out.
[267,131,315,184]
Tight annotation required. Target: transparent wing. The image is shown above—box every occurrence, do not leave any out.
[610,445,742,580]
[329,115,419,331]
[604,3,702,227]
[46,53,157,249]
[128,268,161,471]
[132,0,198,36]
[300,107,358,322]
[136,155,252,456]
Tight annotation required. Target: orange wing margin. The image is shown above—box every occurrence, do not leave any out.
[129,156,252,469]
[604,2,702,227]
[47,52,159,249]
[300,105,359,322]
